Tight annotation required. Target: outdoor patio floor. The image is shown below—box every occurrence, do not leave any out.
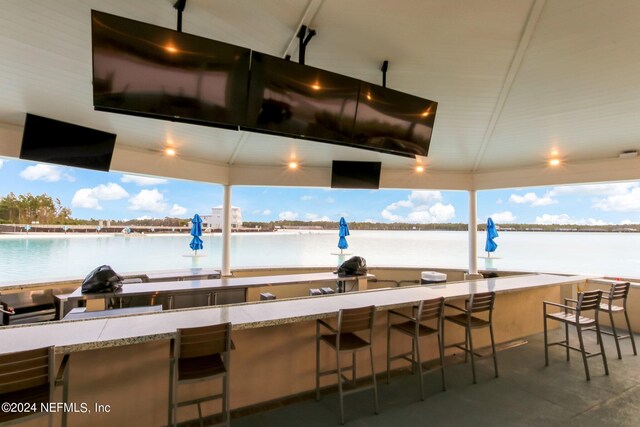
[229,328,640,426]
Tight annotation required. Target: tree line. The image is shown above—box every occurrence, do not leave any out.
[0,193,71,224]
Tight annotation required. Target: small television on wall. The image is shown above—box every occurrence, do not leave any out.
[245,51,360,143]
[20,114,117,172]
[330,160,381,189]
[351,82,437,158]
[91,10,250,128]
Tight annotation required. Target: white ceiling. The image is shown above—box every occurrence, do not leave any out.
[1,0,639,188]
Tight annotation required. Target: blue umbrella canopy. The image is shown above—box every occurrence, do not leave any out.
[338,217,350,250]
[189,214,203,252]
[485,217,499,254]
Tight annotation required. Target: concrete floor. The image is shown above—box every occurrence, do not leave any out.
[230,328,639,426]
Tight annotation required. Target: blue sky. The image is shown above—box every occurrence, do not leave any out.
[1,157,639,224]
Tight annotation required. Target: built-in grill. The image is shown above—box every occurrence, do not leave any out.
[0,286,77,326]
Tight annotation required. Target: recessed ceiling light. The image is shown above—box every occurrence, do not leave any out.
[165,147,176,156]
[165,45,178,54]
[549,158,560,166]
[311,82,321,91]
[415,165,425,173]
[288,161,298,170]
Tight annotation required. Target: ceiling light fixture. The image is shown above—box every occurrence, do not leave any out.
[415,165,425,173]
[165,147,176,156]
[549,158,560,166]
[288,161,298,170]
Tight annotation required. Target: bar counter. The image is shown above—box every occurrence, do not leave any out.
[0,273,615,426]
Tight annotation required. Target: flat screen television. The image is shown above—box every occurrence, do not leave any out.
[330,160,381,189]
[351,82,437,158]
[91,10,250,128]
[245,52,360,143]
[20,114,117,172]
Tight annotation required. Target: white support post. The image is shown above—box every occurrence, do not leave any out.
[221,185,232,277]
[468,189,479,276]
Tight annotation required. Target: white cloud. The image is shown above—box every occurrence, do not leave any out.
[169,204,187,216]
[386,200,413,211]
[509,192,557,206]
[0,159,4,169]
[591,184,640,212]
[381,191,454,223]
[71,183,129,210]
[325,197,335,204]
[278,211,299,221]
[20,164,63,182]
[300,195,313,201]
[535,214,609,226]
[129,189,167,212]
[304,213,331,222]
[491,211,516,223]
[549,183,636,197]
[407,203,455,223]
[121,174,168,186]
[409,190,443,204]
[135,215,155,220]
[262,209,271,215]
[620,219,640,225]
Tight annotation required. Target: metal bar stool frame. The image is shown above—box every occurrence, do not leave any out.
[386,297,446,400]
[543,290,609,381]
[315,305,379,424]
[585,282,637,359]
[168,322,232,427]
[443,291,498,384]
[0,346,69,427]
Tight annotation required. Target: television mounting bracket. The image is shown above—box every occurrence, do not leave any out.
[297,25,317,65]
[381,60,389,88]
[173,0,187,32]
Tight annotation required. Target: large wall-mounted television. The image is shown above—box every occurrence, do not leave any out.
[245,52,360,143]
[91,10,250,128]
[331,160,381,189]
[351,82,437,158]
[20,114,117,172]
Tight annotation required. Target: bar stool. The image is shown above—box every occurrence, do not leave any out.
[386,297,446,400]
[0,346,69,426]
[443,291,498,384]
[586,282,637,359]
[543,290,608,381]
[316,305,378,424]
[169,322,232,427]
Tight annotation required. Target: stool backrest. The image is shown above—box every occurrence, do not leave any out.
[176,323,231,360]
[338,306,375,334]
[577,290,602,313]
[467,292,495,314]
[0,347,52,395]
[609,282,630,302]
[418,297,445,322]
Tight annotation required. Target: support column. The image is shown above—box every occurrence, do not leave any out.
[468,190,478,276]
[221,185,232,277]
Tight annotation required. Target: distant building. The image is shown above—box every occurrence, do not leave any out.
[202,206,243,230]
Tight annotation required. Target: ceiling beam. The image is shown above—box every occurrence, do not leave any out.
[472,0,546,171]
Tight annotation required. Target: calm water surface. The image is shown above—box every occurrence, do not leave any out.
[0,230,638,284]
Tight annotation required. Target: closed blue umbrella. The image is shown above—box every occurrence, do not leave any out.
[338,217,350,253]
[485,217,499,256]
[189,214,203,254]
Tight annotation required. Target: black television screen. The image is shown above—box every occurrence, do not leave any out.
[352,82,437,157]
[246,52,360,143]
[20,114,117,172]
[331,161,381,189]
[91,10,250,128]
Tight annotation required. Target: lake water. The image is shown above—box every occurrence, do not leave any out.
[0,230,638,284]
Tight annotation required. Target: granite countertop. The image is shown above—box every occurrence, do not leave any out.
[0,273,586,355]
